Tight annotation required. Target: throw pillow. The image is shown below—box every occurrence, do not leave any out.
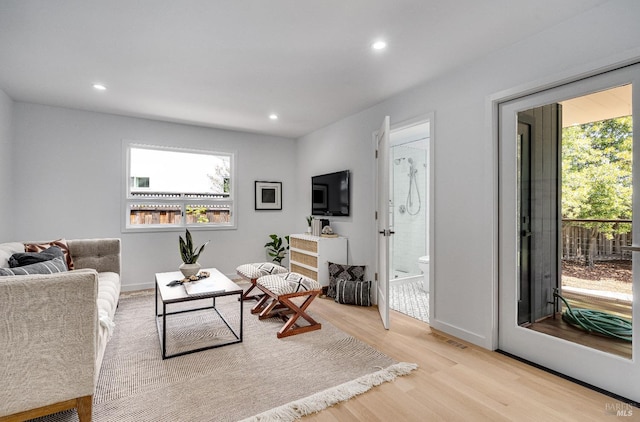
[327,262,365,298]
[24,239,74,270]
[0,242,25,268]
[334,279,371,306]
[9,246,65,268]
[0,257,67,276]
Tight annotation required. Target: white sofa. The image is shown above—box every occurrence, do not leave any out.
[0,238,121,422]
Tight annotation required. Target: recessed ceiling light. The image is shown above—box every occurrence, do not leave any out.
[372,41,387,50]
[92,83,107,91]
[269,114,278,120]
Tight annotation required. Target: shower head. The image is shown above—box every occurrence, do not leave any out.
[408,158,414,165]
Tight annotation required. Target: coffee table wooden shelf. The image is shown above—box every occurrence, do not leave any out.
[155,268,243,359]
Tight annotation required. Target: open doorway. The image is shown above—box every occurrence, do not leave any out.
[388,121,430,323]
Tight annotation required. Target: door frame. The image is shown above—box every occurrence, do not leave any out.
[374,113,435,328]
[497,63,639,402]
[488,54,640,351]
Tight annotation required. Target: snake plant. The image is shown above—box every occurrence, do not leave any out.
[179,229,209,264]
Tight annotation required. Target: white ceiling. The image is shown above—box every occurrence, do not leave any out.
[561,85,632,127]
[0,0,609,138]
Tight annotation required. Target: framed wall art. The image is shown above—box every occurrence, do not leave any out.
[255,181,282,210]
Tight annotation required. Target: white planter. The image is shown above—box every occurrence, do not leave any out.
[179,262,201,277]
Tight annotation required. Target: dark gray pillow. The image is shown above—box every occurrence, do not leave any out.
[334,279,371,306]
[327,262,365,298]
[9,246,64,268]
[0,257,68,276]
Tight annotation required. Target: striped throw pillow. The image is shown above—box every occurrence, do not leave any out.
[0,257,68,276]
[335,279,371,306]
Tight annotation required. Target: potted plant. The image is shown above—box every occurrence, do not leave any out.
[264,234,290,265]
[306,216,313,233]
[179,229,210,277]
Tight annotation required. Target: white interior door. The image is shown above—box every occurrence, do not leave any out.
[376,116,391,329]
[499,64,639,402]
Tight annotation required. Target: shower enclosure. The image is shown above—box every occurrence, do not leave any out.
[389,122,429,283]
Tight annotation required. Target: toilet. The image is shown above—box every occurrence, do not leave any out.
[418,255,429,292]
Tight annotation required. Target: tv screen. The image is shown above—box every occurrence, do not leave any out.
[312,170,350,216]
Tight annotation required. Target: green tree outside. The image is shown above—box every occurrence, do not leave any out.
[562,116,632,266]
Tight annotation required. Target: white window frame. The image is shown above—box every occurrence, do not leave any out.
[122,141,237,232]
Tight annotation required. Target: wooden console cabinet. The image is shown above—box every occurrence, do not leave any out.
[289,234,347,287]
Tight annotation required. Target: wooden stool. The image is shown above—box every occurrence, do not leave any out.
[254,273,322,338]
[235,262,288,301]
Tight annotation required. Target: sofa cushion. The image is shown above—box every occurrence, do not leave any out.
[95,271,121,377]
[97,271,120,322]
[9,246,65,268]
[24,239,74,270]
[0,242,25,267]
[0,257,67,276]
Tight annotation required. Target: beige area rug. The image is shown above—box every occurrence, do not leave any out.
[32,288,416,422]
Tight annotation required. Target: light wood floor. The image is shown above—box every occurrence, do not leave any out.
[303,297,633,422]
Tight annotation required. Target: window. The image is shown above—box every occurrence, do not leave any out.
[131,176,150,188]
[124,143,235,231]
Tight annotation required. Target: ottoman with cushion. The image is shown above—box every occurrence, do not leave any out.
[253,272,322,338]
[236,262,288,301]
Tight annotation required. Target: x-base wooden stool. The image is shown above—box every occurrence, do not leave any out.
[253,273,322,338]
[235,262,288,301]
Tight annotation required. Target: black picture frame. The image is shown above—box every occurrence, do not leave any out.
[255,181,282,210]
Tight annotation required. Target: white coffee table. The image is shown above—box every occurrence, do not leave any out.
[155,268,243,359]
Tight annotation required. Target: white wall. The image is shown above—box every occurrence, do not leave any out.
[296,0,640,349]
[11,103,298,290]
[0,89,13,241]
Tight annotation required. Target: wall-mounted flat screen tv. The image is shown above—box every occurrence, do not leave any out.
[312,170,350,216]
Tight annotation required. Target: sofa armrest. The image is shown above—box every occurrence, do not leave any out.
[68,238,121,275]
[0,271,98,417]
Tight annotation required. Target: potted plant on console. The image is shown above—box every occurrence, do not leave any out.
[179,229,210,277]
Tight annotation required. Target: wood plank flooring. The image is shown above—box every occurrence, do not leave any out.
[303,297,634,421]
[528,290,632,359]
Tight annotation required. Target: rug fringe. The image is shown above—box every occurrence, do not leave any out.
[240,362,418,422]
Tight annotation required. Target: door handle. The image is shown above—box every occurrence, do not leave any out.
[378,229,395,236]
[521,230,532,237]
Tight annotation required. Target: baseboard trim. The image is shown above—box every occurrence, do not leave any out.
[121,282,154,292]
[428,319,491,349]
[497,350,639,408]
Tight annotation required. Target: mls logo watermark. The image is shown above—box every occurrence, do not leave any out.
[605,402,634,417]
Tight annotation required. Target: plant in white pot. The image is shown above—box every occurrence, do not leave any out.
[179,229,210,277]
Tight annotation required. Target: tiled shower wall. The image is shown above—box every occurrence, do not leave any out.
[391,143,427,277]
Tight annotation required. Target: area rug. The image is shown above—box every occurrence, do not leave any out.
[32,289,416,422]
[390,278,429,323]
